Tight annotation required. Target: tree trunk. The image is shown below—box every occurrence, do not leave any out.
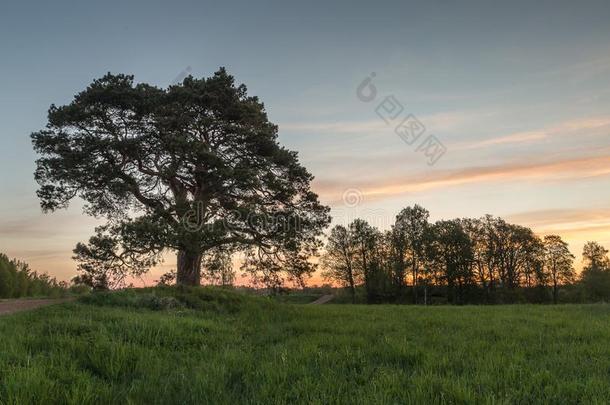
[424,283,428,306]
[176,250,203,286]
[413,260,418,304]
[362,248,371,303]
[348,271,356,304]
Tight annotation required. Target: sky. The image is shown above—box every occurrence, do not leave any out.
[1,0,610,284]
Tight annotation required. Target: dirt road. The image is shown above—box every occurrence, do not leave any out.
[308,294,335,305]
[0,298,74,316]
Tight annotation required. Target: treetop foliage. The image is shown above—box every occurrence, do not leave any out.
[321,206,605,304]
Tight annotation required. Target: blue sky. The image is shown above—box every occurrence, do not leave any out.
[2,0,610,282]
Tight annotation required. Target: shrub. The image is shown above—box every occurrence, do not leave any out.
[79,286,274,313]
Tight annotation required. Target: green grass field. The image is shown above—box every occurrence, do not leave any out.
[0,288,609,404]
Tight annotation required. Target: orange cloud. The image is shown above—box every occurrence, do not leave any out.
[506,208,610,240]
[314,153,610,205]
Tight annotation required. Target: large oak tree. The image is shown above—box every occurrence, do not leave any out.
[32,69,330,286]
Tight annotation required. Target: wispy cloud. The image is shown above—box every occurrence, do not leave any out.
[462,115,610,150]
[6,249,68,260]
[506,208,610,232]
[282,110,610,161]
[315,153,610,205]
[466,130,548,149]
[0,214,100,239]
[279,109,493,135]
[0,217,64,239]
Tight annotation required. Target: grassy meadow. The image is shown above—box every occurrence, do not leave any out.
[0,288,609,404]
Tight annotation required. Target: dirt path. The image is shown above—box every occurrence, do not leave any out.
[308,294,335,305]
[0,298,74,316]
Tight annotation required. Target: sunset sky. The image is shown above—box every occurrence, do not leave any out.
[2,0,610,284]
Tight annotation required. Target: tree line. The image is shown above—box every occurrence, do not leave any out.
[322,205,610,304]
[0,254,72,298]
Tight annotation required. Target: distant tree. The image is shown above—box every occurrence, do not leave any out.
[582,241,610,272]
[493,220,539,289]
[0,256,15,298]
[31,69,330,287]
[425,220,474,304]
[322,225,360,303]
[522,242,546,288]
[460,218,491,300]
[0,254,66,298]
[394,205,430,303]
[349,219,380,302]
[479,215,502,296]
[387,227,408,296]
[358,229,395,303]
[580,241,610,301]
[543,235,575,304]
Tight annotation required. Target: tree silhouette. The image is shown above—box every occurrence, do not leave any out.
[394,205,430,303]
[425,220,474,304]
[580,241,610,301]
[349,219,380,302]
[322,225,360,303]
[32,69,330,286]
[543,235,575,304]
